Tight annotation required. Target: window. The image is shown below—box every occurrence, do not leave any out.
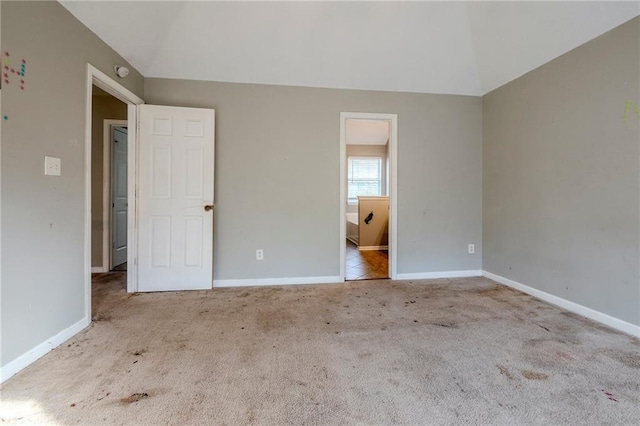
[348,157,382,203]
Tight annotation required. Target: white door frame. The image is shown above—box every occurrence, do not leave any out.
[102,120,128,271]
[85,64,144,320]
[339,112,398,281]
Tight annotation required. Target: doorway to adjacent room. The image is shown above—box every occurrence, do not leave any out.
[90,86,128,273]
[339,112,398,281]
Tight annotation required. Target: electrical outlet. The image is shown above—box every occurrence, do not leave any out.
[44,156,61,176]
[256,249,264,261]
[468,244,475,254]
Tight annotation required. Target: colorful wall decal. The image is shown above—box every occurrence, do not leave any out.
[1,51,27,90]
[623,100,640,123]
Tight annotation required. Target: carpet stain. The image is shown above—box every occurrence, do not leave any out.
[475,286,507,297]
[603,350,640,369]
[556,350,574,361]
[522,338,582,368]
[497,364,514,380]
[91,313,111,322]
[521,370,549,380]
[257,309,294,332]
[433,322,458,328]
[132,349,146,356]
[120,393,149,404]
[96,392,110,401]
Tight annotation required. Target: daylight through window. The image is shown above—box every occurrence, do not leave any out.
[348,157,382,203]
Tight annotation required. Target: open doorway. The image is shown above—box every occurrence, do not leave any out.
[340,112,398,282]
[90,85,128,318]
[84,65,144,322]
[91,86,128,273]
[345,120,390,280]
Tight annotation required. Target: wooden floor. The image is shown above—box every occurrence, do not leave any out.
[345,240,388,280]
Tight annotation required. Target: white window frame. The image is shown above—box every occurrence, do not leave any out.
[347,156,382,205]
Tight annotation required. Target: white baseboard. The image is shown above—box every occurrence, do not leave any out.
[396,270,482,280]
[358,245,389,251]
[214,275,342,288]
[346,236,358,246]
[91,266,106,273]
[482,270,640,338]
[1,316,90,383]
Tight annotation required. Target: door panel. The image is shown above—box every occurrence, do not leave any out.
[111,127,128,268]
[138,105,215,292]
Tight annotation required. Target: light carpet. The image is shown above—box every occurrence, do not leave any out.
[1,274,639,425]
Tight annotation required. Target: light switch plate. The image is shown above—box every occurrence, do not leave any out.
[45,156,61,176]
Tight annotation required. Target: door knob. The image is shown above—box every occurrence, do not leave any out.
[204,204,214,212]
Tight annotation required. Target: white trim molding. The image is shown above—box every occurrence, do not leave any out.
[214,276,342,288]
[91,267,107,273]
[359,245,389,251]
[396,270,482,280]
[1,317,90,383]
[482,270,640,338]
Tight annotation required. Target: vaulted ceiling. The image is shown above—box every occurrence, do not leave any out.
[61,1,639,96]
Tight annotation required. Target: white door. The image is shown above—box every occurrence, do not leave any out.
[111,126,128,268]
[137,105,215,292]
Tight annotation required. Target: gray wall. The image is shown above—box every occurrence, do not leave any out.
[145,79,483,280]
[91,93,127,267]
[483,17,640,326]
[1,1,144,367]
